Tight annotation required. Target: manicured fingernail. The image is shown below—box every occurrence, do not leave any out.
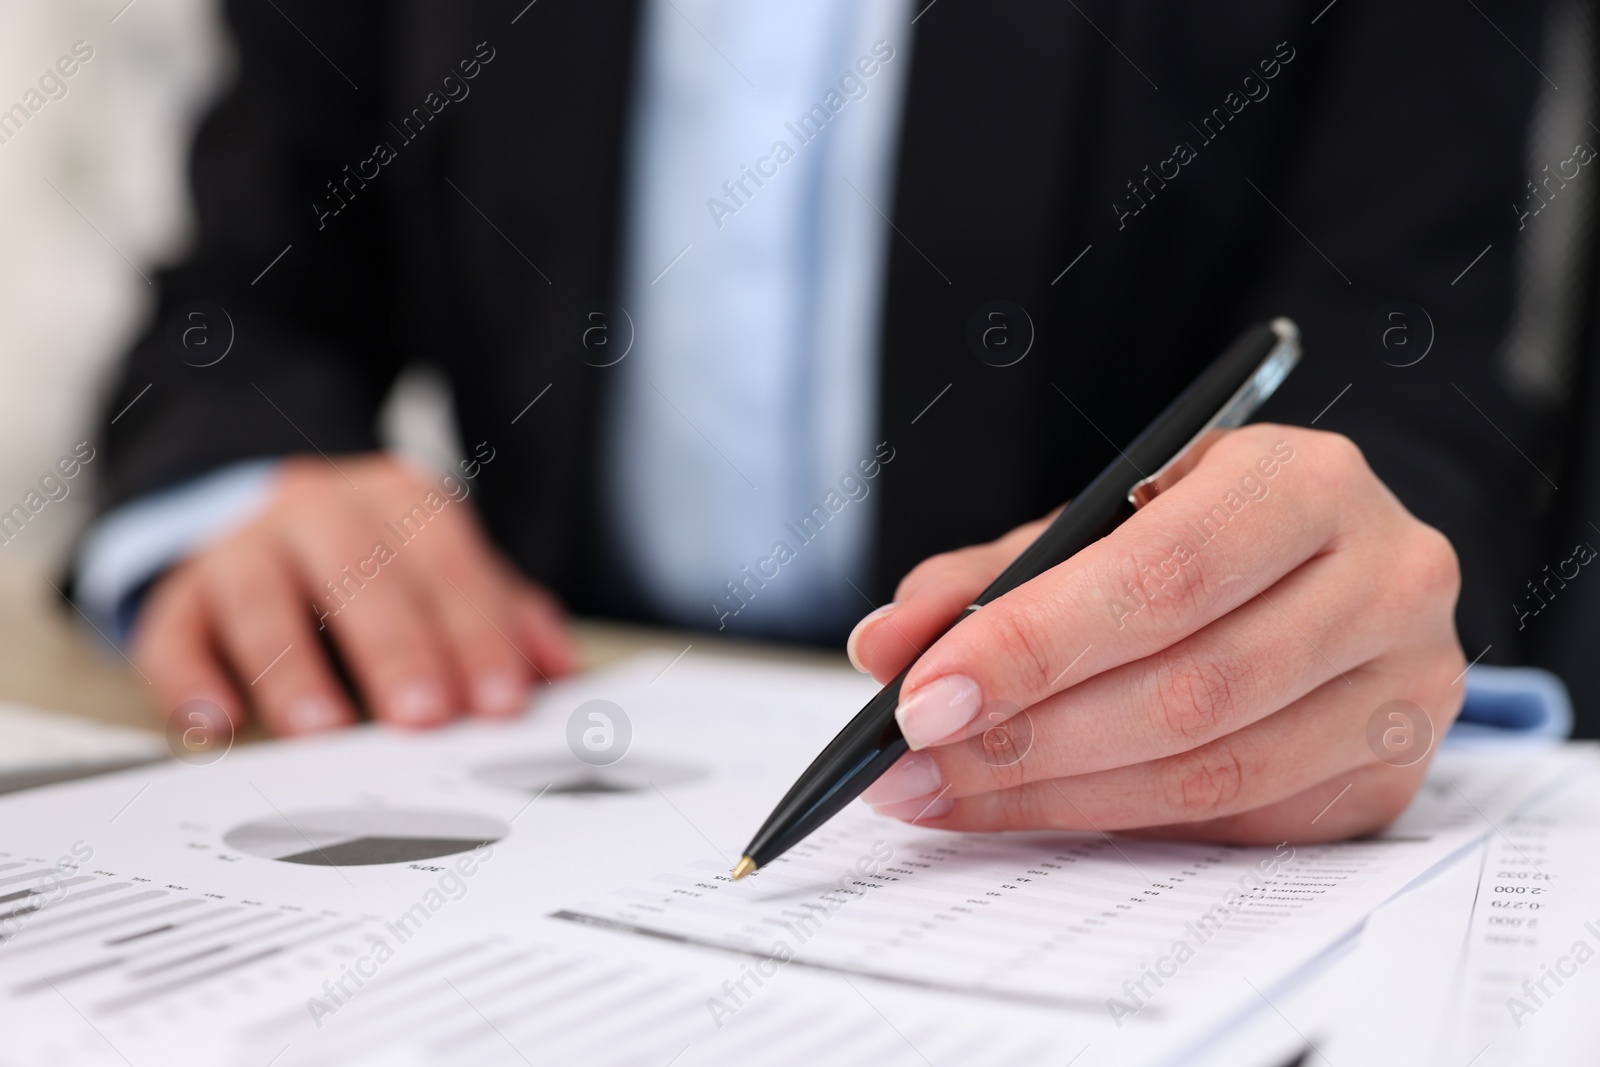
[860,752,942,806]
[286,695,347,734]
[895,675,982,750]
[846,602,897,673]
[873,793,954,822]
[388,681,448,726]
[472,672,525,718]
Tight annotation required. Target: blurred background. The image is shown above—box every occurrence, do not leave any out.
[0,0,222,726]
[0,0,222,577]
[0,0,466,728]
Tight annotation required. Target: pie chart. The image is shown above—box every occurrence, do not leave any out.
[473,754,705,796]
[223,807,507,866]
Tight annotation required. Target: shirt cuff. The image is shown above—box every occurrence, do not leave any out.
[1449,664,1574,744]
[74,460,283,644]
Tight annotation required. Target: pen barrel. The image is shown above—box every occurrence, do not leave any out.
[745,492,1125,869]
[977,320,1291,605]
[979,498,1134,606]
[743,671,911,868]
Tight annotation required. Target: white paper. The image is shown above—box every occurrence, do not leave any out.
[1187,744,1600,1067]
[0,654,1583,1066]
[558,746,1591,1065]
[1429,750,1600,1066]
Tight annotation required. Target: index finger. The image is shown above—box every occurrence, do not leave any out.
[895,427,1361,749]
[849,515,1052,683]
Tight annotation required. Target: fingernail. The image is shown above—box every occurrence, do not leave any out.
[872,793,955,822]
[388,681,448,726]
[895,675,982,750]
[860,752,942,806]
[846,602,897,674]
[472,672,525,718]
[286,695,346,734]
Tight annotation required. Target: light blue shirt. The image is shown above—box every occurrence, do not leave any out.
[603,0,911,639]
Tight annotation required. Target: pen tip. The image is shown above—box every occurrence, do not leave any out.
[731,856,757,881]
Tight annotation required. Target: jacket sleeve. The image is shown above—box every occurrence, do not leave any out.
[97,0,405,509]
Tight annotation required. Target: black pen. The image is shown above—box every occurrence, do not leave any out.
[731,318,1302,880]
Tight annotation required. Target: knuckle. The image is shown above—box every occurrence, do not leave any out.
[1163,742,1247,820]
[207,552,273,601]
[982,604,1059,695]
[204,563,291,633]
[973,721,1035,791]
[1313,429,1366,469]
[1150,645,1247,745]
[1311,431,1370,489]
[1163,546,1214,616]
[1128,544,1213,623]
[1403,525,1461,607]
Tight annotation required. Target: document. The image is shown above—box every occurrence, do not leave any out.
[1187,743,1600,1067]
[1432,750,1600,1066]
[0,654,1583,1066]
[555,747,1590,1065]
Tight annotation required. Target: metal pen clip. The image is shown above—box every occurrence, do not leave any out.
[1128,317,1301,509]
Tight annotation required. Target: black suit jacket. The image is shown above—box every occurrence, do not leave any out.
[98,1,1568,668]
